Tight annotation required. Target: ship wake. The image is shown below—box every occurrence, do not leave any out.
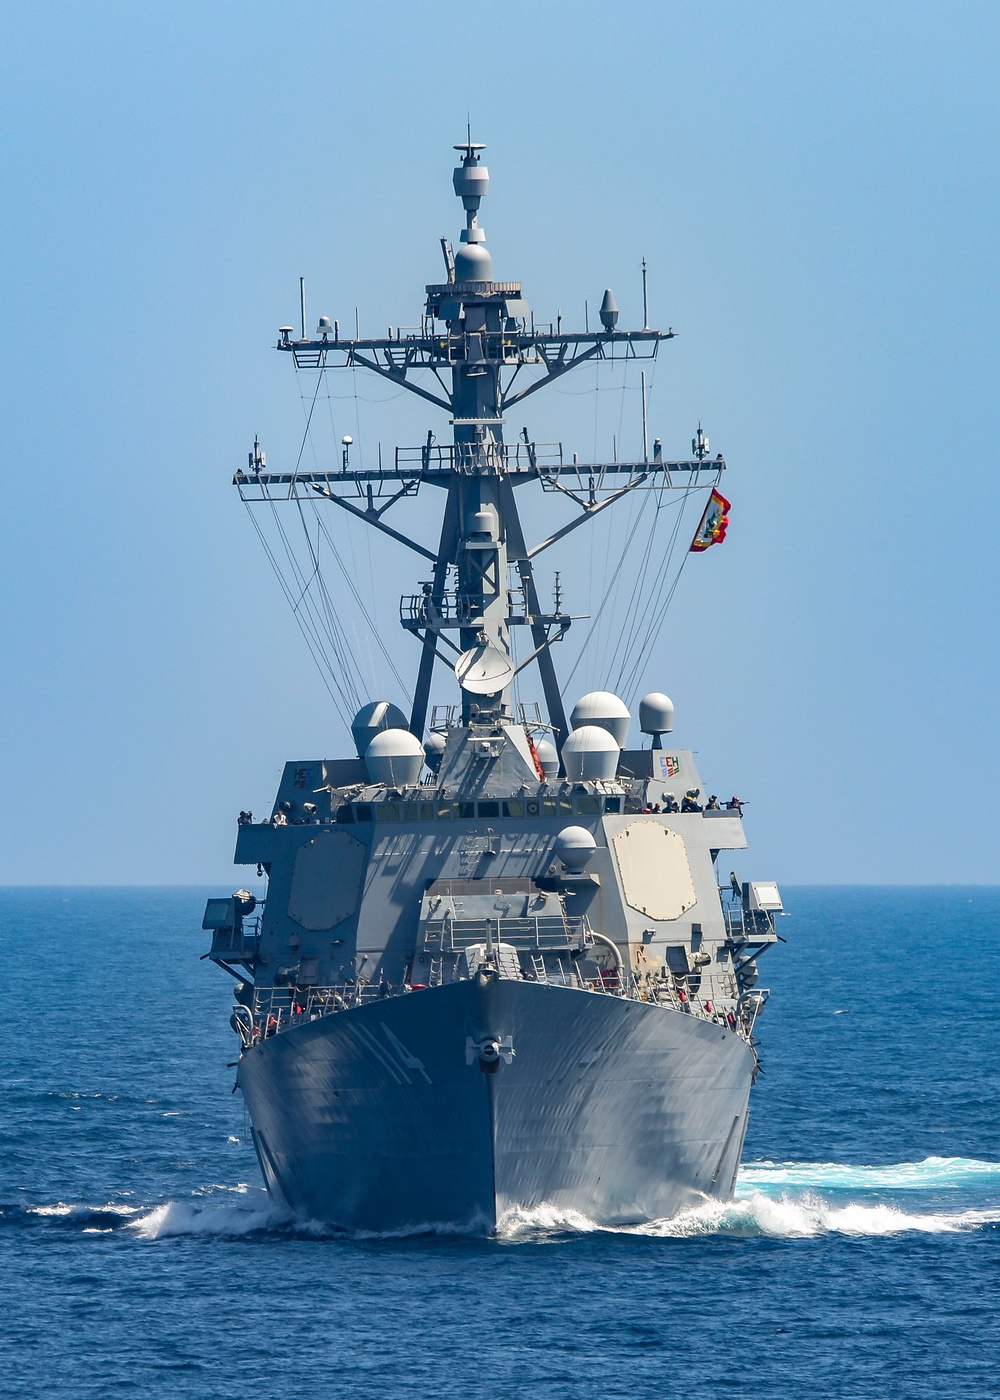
[496,1157,1000,1241]
[7,1158,998,1242]
[130,1190,290,1240]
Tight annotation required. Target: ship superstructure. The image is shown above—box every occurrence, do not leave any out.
[203,142,781,1232]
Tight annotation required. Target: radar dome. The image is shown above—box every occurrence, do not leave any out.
[570,691,631,747]
[562,725,620,782]
[351,701,408,759]
[534,738,559,779]
[639,692,674,738]
[364,729,425,787]
[423,732,447,772]
[554,825,598,872]
[454,241,493,282]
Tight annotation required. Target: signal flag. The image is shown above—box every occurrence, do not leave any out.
[690,489,731,552]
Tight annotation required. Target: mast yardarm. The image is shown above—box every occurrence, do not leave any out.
[237,143,726,744]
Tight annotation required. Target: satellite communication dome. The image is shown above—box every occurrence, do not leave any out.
[423,732,447,772]
[570,691,631,747]
[454,241,493,282]
[554,825,598,872]
[351,701,409,759]
[364,729,425,787]
[534,738,559,778]
[562,725,620,782]
[639,692,675,737]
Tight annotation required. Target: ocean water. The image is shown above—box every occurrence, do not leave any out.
[1,885,998,1399]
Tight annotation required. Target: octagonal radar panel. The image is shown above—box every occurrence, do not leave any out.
[455,643,515,696]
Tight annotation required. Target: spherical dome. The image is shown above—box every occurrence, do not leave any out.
[351,701,409,759]
[471,508,497,539]
[554,825,598,872]
[534,738,559,778]
[562,725,620,782]
[454,241,493,282]
[364,728,425,787]
[570,691,631,747]
[423,732,447,771]
[639,692,674,736]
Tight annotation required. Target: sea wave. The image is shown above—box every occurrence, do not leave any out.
[496,1194,1000,1241]
[130,1189,287,1239]
[738,1155,1000,1195]
[628,1194,1000,1239]
[0,1201,140,1233]
[9,1156,1000,1243]
[495,1157,1000,1241]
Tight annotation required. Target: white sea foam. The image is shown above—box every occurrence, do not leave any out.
[495,1193,1000,1241]
[46,1156,1000,1243]
[737,1155,1000,1195]
[497,1203,602,1237]
[27,1201,138,1219]
[631,1194,1000,1239]
[130,1188,288,1239]
[495,1157,1000,1241]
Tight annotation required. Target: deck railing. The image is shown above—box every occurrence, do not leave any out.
[234,966,754,1048]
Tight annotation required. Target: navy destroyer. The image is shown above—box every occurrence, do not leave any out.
[203,141,782,1232]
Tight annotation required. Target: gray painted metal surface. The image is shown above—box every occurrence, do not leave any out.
[239,978,753,1233]
[207,141,780,1233]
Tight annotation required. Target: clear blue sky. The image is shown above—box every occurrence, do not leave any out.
[1,2,997,884]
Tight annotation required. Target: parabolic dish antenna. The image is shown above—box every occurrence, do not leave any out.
[454,643,515,695]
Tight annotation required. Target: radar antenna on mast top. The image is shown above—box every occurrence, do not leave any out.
[239,142,726,742]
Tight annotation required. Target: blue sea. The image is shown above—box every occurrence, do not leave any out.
[2,886,998,1398]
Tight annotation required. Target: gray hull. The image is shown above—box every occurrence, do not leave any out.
[238,980,754,1234]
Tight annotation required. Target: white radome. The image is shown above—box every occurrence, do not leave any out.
[562,725,620,782]
[554,825,598,872]
[639,692,674,737]
[351,700,409,759]
[534,738,559,777]
[364,728,425,787]
[570,691,631,746]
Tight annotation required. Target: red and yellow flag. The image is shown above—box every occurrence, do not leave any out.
[689,489,731,552]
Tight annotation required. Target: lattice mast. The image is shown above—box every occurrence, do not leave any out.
[238,142,724,744]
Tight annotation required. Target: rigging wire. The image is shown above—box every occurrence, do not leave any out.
[612,471,672,675]
[299,365,374,697]
[239,363,414,715]
[592,464,646,686]
[245,325,697,721]
[268,490,364,715]
[311,505,413,702]
[614,485,699,702]
[563,489,656,690]
[241,499,355,717]
[563,480,705,699]
[291,497,369,709]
